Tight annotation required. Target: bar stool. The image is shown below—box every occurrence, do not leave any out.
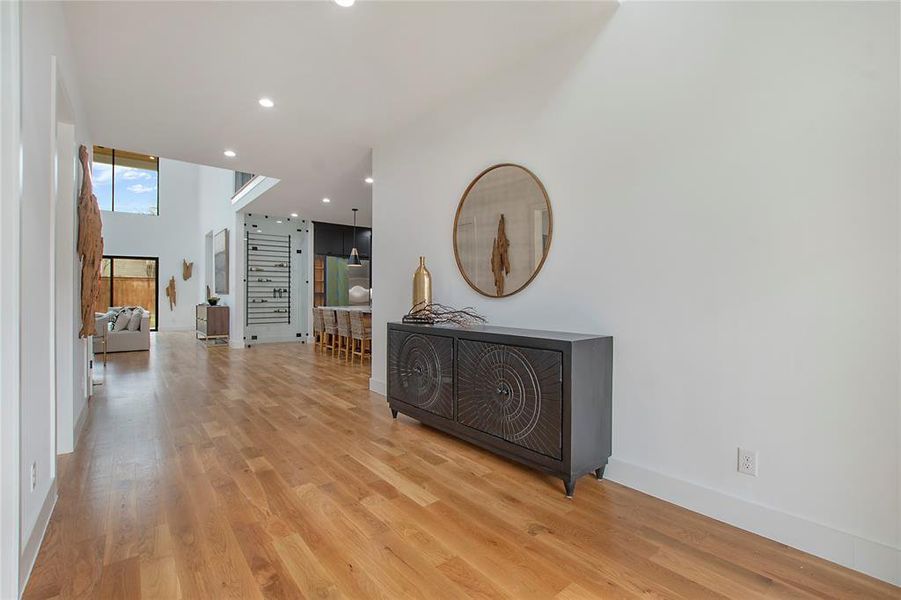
[350,311,372,364]
[322,309,338,354]
[335,310,352,361]
[312,307,324,348]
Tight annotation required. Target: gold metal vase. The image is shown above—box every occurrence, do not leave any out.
[412,256,432,309]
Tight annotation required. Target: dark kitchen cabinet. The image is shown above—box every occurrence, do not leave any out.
[314,221,371,259]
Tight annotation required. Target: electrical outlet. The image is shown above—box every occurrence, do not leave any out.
[737,448,758,476]
[30,462,37,491]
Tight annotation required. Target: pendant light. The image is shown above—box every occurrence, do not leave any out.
[348,208,362,267]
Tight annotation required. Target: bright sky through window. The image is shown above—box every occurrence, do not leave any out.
[92,147,159,215]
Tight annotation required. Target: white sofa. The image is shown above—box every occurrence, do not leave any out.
[93,307,151,353]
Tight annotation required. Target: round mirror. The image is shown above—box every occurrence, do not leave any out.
[453,164,552,298]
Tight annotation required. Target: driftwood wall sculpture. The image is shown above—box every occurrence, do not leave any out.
[490,214,510,296]
[182,259,194,281]
[165,276,177,310]
[77,145,104,338]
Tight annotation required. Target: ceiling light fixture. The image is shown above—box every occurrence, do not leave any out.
[348,208,362,267]
[276,220,282,224]
[224,149,236,158]
[364,177,374,184]
[258,97,275,108]
[322,197,331,203]
[335,0,355,7]
[290,212,298,217]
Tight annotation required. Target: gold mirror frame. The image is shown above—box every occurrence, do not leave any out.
[452,163,553,298]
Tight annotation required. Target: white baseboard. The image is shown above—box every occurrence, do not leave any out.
[73,400,89,450]
[19,480,57,594]
[245,337,307,346]
[605,457,900,586]
[369,378,386,396]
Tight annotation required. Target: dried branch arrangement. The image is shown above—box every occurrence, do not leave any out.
[403,302,487,327]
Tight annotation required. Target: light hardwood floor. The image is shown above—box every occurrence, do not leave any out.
[23,332,897,599]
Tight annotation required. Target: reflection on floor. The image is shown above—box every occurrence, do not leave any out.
[23,332,897,599]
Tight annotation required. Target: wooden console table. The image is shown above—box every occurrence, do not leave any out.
[387,322,613,497]
[196,304,229,342]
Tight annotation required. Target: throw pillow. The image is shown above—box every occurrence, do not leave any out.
[128,308,144,331]
[113,309,132,332]
[127,308,144,331]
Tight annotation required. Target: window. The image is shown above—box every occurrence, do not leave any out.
[93,146,159,215]
[98,256,159,330]
[234,171,255,194]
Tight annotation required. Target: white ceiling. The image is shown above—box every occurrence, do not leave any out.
[63,1,615,227]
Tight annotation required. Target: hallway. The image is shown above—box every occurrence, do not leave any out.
[23,334,897,599]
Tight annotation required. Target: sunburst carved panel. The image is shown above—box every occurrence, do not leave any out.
[457,340,562,459]
[387,331,454,419]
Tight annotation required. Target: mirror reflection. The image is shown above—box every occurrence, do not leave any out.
[453,164,552,297]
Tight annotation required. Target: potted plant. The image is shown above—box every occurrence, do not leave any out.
[207,296,220,306]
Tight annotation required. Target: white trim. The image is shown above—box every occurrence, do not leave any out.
[245,336,308,346]
[47,56,58,482]
[230,174,264,205]
[306,222,315,343]
[605,457,901,586]
[369,378,386,396]
[53,89,77,456]
[18,481,56,596]
[230,175,280,211]
[73,398,89,448]
[231,211,245,346]
[0,1,22,597]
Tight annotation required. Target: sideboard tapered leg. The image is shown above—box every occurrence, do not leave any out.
[390,408,398,419]
[595,466,606,480]
[563,478,576,498]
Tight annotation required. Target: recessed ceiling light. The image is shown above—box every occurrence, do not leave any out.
[258,97,274,108]
[322,197,331,203]
[335,0,355,6]
[224,149,236,158]
[290,212,298,217]
[364,177,374,184]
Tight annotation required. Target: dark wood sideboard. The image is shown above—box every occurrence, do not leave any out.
[196,304,229,341]
[386,322,612,497]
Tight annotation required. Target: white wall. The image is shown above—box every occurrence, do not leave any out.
[196,165,243,346]
[0,3,22,596]
[371,1,900,584]
[54,119,82,456]
[241,214,310,345]
[102,159,204,330]
[19,0,92,592]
